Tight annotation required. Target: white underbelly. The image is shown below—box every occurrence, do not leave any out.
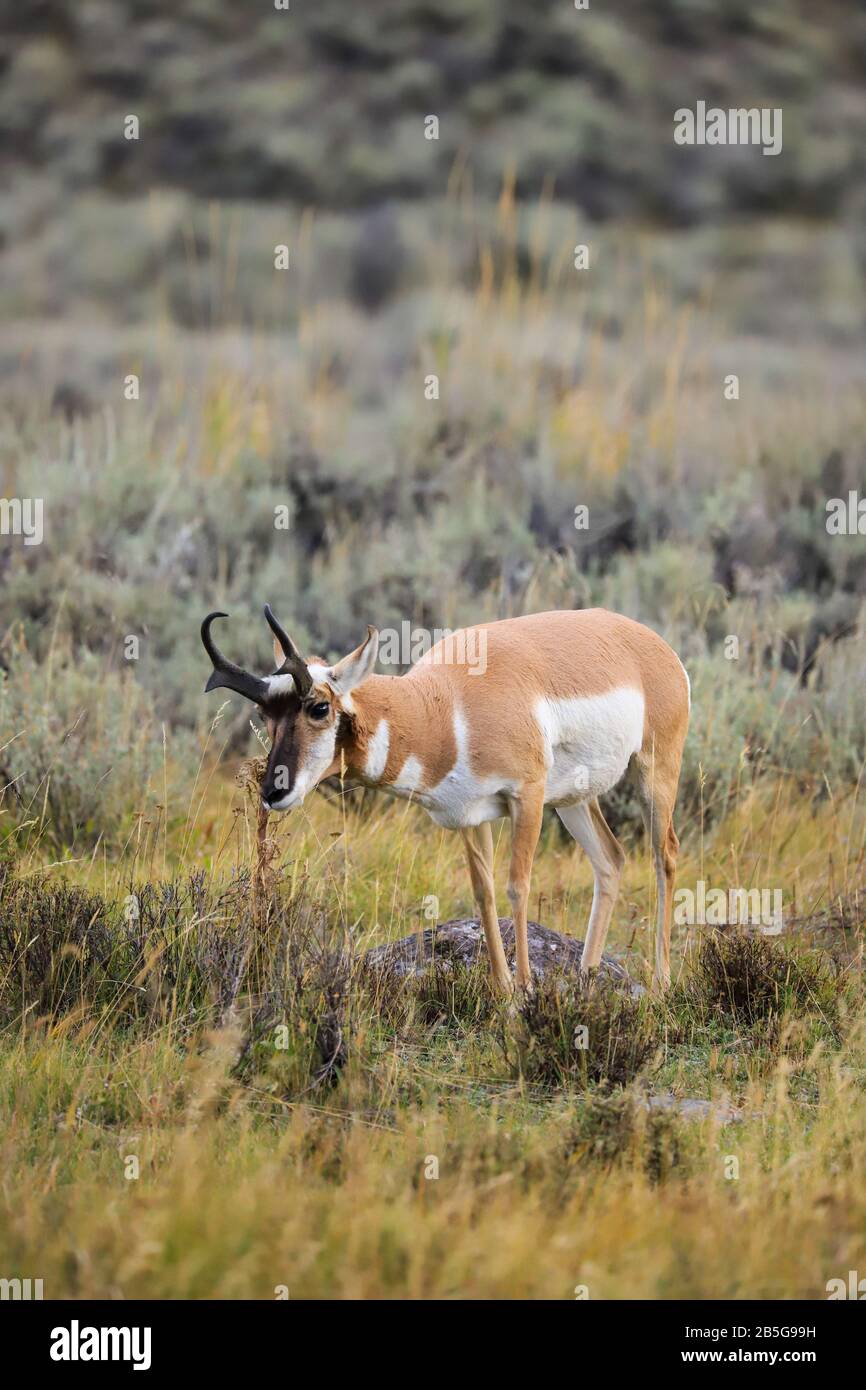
[406,774,514,829]
[424,790,512,829]
[536,687,645,806]
[382,779,510,828]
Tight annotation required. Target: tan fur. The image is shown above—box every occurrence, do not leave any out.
[275,610,689,992]
[335,611,685,784]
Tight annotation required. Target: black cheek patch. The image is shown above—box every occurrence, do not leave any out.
[264,721,300,796]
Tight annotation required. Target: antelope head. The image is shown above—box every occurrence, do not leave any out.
[201,605,378,811]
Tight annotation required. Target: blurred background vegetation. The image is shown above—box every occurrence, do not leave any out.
[0,0,864,854]
[4,1,866,248]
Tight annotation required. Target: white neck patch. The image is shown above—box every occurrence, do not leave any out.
[364,719,390,781]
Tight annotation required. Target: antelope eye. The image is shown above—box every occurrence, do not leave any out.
[308,701,330,720]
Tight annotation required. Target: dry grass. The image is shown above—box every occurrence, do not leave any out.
[0,765,863,1298]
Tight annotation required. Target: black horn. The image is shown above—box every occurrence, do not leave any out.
[200,611,269,705]
[263,604,313,697]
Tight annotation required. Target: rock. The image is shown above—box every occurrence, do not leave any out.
[363,918,644,997]
[643,1093,742,1124]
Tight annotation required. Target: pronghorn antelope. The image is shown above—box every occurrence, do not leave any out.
[201,606,690,992]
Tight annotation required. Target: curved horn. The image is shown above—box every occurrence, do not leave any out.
[200,611,269,704]
[263,603,302,662]
[263,604,313,697]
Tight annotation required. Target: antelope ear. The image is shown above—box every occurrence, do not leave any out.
[272,636,286,667]
[328,626,379,694]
